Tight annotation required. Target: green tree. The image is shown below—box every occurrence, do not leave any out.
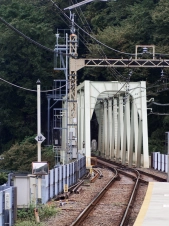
[0,0,66,152]
[0,172,7,185]
[0,135,55,172]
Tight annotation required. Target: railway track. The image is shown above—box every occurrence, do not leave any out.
[69,163,142,225]
[96,155,167,182]
[70,167,118,226]
[45,156,167,226]
[69,157,167,226]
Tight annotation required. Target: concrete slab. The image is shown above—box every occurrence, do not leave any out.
[134,182,169,226]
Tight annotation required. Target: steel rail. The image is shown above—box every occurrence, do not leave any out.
[94,168,103,178]
[95,155,166,182]
[70,168,118,226]
[90,170,99,183]
[72,180,84,193]
[119,168,140,226]
[90,168,103,182]
[95,157,143,225]
[136,169,166,182]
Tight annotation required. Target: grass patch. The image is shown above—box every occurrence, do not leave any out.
[15,203,59,226]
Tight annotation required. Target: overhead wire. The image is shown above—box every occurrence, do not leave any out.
[148,112,169,116]
[49,0,135,56]
[1,1,168,106]
[49,0,169,58]
[71,0,92,52]
[56,3,91,53]
[0,1,168,62]
[0,2,122,94]
[0,17,54,53]
[2,73,169,115]
[70,0,124,81]
[0,16,74,57]
[50,1,169,116]
[0,77,67,93]
[152,102,169,106]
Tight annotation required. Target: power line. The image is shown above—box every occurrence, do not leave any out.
[69,0,124,82]
[148,112,169,116]
[50,0,133,56]
[0,77,67,93]
[49,0,169,57]
[0,17,54,53]
[0,16,74,57]
[56,8,91,52]
[152,102,169,106]
[3,75,169,116]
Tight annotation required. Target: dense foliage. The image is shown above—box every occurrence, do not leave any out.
[0,0,65,153]
[0,172,7,185]
[0,135,55,171]
[0,0,169,171]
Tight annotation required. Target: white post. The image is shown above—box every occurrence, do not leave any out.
[113,98,118,155]
[37,79,41,202]
[84,81,91,167]
[99,102,104,156]
[104,101,108,158]
[140,81,149,168]
[126,96,130,163]
[80,91,85,152]
[108,99,112,159]
[116,96,123,162]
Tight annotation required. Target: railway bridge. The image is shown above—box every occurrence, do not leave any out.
[77,80,149,168]
[62,80,149,168]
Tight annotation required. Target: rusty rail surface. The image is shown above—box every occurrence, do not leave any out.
[94,157,143,225]
[90,168,103,182]
[119,168,140,226]
[95,168,103,178]
[72,180,84,193]
[137,169,166,182]
[91,155,167,225]
[96,155,166,182]
[90,171,99,183]
[70,168,118,226]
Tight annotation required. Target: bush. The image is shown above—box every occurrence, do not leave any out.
[0,172,7,185]
[38,204,58,221]
[16,203,59,226]
[17,205,35,222]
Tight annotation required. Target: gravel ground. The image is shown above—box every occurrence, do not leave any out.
[43,167,167,226]
[44,168,114,226]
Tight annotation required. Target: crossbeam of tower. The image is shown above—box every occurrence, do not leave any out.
[70,58,169,71]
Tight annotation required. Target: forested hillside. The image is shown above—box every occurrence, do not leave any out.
[0,0,169,170]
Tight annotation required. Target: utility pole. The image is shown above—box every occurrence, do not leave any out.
[35,79,46,203]
[37,79,41,163]
[34,80,46,205]
[37,79,41,204]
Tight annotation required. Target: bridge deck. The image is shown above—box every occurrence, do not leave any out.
[134,182,169,226]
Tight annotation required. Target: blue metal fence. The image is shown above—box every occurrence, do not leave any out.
[41,156,86,204]
[151,152,168,172]
[0,156,86,225]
